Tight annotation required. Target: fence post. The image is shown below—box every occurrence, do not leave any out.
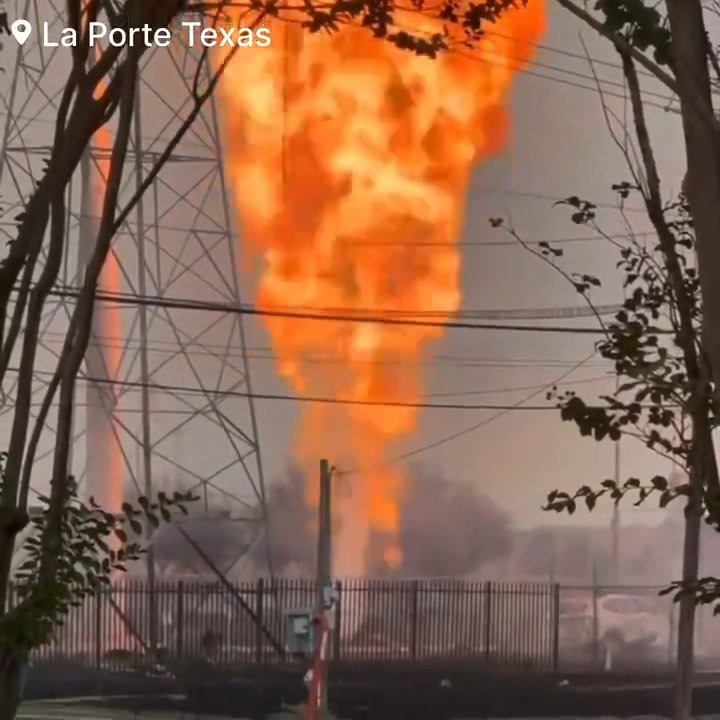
[176,581,184,657]
[591,576,599,668]
[484,581,493,663]
[409,580,419,660]
[551,583,560,672]
[333,580,342,661]
[95,589,103,671]
[668,601,676,668]
[255,578,264,665]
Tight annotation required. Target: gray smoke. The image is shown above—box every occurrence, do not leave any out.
[253,462,513,578]
[250,464,315,573]
[394,463,513,577]
[148,482,255,576]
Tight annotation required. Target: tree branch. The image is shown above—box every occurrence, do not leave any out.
[553,0,720,145]
[40,52,140,583]
[622,52,720,512]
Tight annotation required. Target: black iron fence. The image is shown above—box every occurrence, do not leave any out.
[22,579,559,670]
[21,580,711,673]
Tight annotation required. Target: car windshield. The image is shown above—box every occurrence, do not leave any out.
[602,596,657,614]
[559,599,590,616]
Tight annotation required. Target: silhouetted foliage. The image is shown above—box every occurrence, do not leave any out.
[491,183,720,608]
[190,0,531,58]
[0,452,196,649]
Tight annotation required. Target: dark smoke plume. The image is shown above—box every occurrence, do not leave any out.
[394,464,513,577]
[147,480,256,575]
[249,464,315,573]
[254,463,513,578]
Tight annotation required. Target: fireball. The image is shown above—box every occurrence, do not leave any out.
[215,1,545,575]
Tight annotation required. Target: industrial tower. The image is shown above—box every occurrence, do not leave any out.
[0,1,269,575]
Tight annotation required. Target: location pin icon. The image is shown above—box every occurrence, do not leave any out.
[10,19,32,46]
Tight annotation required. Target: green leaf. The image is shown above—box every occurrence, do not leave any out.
[659,491,673,509]
[129,519,142,535]
[114,528,128,543]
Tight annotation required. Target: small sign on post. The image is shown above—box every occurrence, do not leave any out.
[285,608,315,657]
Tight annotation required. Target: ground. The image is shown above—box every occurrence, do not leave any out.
[17,700,339,719]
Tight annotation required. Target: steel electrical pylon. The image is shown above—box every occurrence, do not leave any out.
[0,1,270,579]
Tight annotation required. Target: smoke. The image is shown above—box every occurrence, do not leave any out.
[255,462,513,577]
[250,464,315,573]
[393,464,513,577]
[148,482,254,576]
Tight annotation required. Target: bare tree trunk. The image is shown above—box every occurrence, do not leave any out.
[0,647,27,720]
[553,0,720,413]
[619,51,718,720]
[674,490,701,720]
[655,0,720,396]
[673,416,715,720]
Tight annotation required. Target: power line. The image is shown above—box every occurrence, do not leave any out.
[472,186,648,213]
[0,40,677,122]
[427,374,610,397]
[454,47,676,108]
[392,14,680,113]
[396,12,661,83]
[0,209,658,247]
[7,366,621,412]
[30,329,614,369]
[11,363,610,400]
[480,28,656,78]
[448,34,678,113]
[338,351,599,474]
[41,286,641,335]
[351,230,658,247]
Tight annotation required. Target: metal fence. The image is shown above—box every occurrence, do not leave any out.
[21,579,558,671]
[22,580,713,674]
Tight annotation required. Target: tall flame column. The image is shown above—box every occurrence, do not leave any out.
[215,1,546,576]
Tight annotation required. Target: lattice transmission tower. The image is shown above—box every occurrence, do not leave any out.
[0,0,270,575]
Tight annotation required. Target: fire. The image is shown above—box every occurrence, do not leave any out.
[216,1,545,576]
[85,39,123,515]
[92,151,124,516]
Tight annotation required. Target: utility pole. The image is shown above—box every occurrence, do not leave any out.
[611,439,620,584]
[307,459,333,720]
[611,375,620,585]
[317,459,332,611]
[133,83,157,651]
[674,459,704,720]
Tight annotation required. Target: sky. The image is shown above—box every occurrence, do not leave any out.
[0,0,691,545]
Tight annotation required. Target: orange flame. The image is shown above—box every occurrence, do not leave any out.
[92,138,123,515]
[216,1,545,576]
[87,39,123,515]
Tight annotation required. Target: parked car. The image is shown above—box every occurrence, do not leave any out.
[558,593,669,657]
[558,597,593,649]
[596,593,668,654]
